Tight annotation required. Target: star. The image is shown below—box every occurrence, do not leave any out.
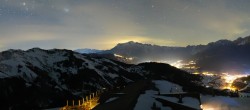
[22,2,26,6]
[63,8,69,13]
[152,5,155,8]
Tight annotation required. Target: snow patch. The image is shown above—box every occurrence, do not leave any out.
[105,97,119,103]
[153,80,183,93]
[134,90,172,110]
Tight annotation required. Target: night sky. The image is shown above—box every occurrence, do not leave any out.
[1,0,250,51]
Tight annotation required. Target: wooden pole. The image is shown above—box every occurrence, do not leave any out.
[82,98,85,105]
[79,100,80,106]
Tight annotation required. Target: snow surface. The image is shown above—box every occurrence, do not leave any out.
[74,53,111,85]
[153,80,183,93]
[44,107,60,110]
[0,48,139,100]
[114,93,126,95]
[135,79,250,110]
[105,97,119,103]
[127,66,147,76]
[201,95,250,110]
[156,95,201,109]
[0,71,8,78]
[182,97,201,109]
[134,90,172,110]
[134,80,201,110]
[74,49,102,54]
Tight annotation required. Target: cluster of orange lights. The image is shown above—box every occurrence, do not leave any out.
[193,72,247,91]
[221,73,247,91]
[170,60,199,69]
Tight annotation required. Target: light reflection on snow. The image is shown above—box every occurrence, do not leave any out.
[200,95,250,110]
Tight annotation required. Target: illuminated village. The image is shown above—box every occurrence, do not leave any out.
[170,60,250,94]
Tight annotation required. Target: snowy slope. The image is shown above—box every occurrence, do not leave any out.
[200,95,250,110]
[0,49,204,109]
[134,80,201,110]
[0,48,142,109]
[0,48,138,84]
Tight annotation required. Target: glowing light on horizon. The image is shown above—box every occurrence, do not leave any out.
[193,72,200,75]
[222,73,247,84]
[170,60,183,68]
[114,53,134,61]
[111,36,149,45]
[201,104,216,110]
[202,72,215,76]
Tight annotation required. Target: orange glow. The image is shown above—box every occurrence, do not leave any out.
[110,36,149,45]
[223,85,237,91]
[201,104,216,110]
[202,72,215,76]
[170,60,183,68]
[193,72,200,75]
[221,73,247,91]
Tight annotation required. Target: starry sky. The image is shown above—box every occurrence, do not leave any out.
[1,0,250,51]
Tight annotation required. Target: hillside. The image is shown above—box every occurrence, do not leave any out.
[195,36,250,72]
[107,41,206,63]
[0,48,140,109]
[84,36,250,72]
[0,48,202,109]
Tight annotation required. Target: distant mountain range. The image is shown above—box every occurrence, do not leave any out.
[2,35,249,108]
[74,48,104,54]
[76,35,250,73]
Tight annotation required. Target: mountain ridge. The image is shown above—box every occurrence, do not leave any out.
[2,34,249,108]
[74,48,104,54]
[87,35,250,72]
[0,48,204,109]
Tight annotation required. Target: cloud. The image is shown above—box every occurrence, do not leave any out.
[49,2,148,49]
[0,26,59,50]
[141,0,250,45]
[1,0,250,50]
[63,2,145,35]
[0,1,146,50]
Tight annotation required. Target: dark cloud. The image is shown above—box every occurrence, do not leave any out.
[0,0,250,50]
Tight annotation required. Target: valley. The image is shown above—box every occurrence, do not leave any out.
[1,36,250,109]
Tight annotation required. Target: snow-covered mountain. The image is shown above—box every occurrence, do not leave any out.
[106,41,206,63]
[0,48,142,109]
[194,36,250,72]
[74,48,103,54]
[0,48,205,109]
[234,36,250,45]
[90,36,250,72]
